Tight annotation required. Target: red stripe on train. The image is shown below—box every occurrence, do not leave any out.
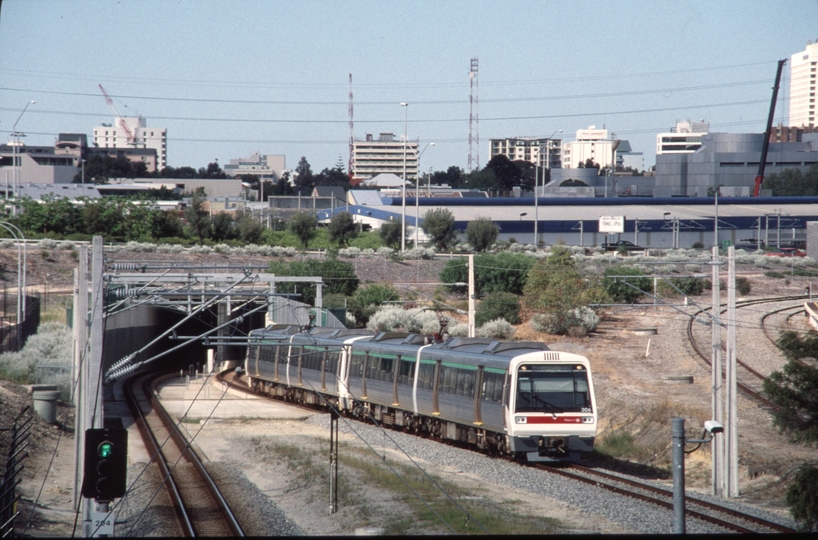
[523,416,583,424]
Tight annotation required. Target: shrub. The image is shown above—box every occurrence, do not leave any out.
[348,284,400,327]
[602,266,651,304]
[529,306,599,335]
[366,306,455,335]
[402,247,436,260]
[0,322,72,398]
[475,292,520,327]
[736,277,752,295]
[658,276,706,297]
[466,217,499,252]
[765,270,786,279]
[476,318,516,339]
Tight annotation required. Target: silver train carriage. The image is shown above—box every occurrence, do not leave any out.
[244,324,597,462]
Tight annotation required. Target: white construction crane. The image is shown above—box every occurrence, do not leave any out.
[98,84,139,145]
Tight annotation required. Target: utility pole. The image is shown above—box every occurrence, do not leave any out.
[468,254,475,338]
[82,237,106,536]
[710,247,724,496]
[725,246,739,497]
[534,165,538,249]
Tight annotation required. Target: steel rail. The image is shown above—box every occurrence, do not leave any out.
[123,373,195,536]
[124,372,244,536]
[685,295,808,408]
[566,464,794,533]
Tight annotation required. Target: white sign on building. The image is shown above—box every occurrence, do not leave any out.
[599,215,625,233]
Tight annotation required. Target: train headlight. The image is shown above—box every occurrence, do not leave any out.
[515,416,527,424]
[582,416,594,424]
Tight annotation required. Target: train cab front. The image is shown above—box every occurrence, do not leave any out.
[507,361,597,462]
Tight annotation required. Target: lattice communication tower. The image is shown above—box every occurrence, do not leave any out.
[468,58,479,172]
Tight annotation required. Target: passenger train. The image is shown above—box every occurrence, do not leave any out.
[244,324,597,462]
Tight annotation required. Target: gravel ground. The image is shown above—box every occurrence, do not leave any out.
[4,253,818,535]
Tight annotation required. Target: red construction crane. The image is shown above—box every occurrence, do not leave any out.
[99,84,137,145]
[753,59,787,196]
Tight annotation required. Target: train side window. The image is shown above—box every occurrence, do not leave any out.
[418,362,435,390]
[326,349,339,375]
[349,351,366,377]
[398,358,414,385]
[482,371,504,403]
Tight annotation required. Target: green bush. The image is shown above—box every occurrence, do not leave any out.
[348,284,400,327]
[475,292,520,327]
[658,276,706,297]
[765,270,786,279]
[267,258,359,305]
[602,266,651,304]
[439,252,535,296]
[736,277,752,295]
[786,465,818,532]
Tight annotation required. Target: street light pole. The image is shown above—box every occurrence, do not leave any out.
[11,101,35,204]
[535,130,561,250]
[414,142,434,248]
[400,102,408,252]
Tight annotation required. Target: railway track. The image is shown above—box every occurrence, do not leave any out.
[124,372,245,537]
[686,295,807,408]
[216,367,794,533]
[760,304,807,345]
[539,465,794,533]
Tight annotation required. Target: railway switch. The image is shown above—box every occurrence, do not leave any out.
[82,428,128,501]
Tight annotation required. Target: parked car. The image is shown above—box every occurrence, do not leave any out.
[602,240,644,252]
[764,248,806,258]
[734,238,765,251]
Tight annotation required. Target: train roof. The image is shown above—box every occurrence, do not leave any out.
[247,327,581,370]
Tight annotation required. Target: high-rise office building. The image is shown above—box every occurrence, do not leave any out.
[789,41,818,128]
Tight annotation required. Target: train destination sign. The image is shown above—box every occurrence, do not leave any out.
[599,215,625,233]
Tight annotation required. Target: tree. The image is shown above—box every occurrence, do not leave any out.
[522,245,605,335]
[430,166,465,190]
[198,161,227,179]
[238,213,264,244]
[293,156,314,192]
[463,167,498,192]
[763,331,818,445]
[763,165,818,196]
[328,212,358,247]
[602,266,652,304]
[185,188,210,244]
[422,208,457,250]
[73,154,139,184]
[210,212,236,241]
[485,154,521,192]
[379,220,403,249]
[267,258,359,306]
[466,217,498,252]
[786,465,818,532]
[439,252,535,296]
[289,211,318,248]
[560,179,588,187]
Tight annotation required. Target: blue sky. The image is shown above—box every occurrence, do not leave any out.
[1,0,816,174]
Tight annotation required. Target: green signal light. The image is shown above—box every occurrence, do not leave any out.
[98,441,114,458]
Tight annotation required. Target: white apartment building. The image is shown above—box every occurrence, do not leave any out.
[352,132,419,182]
[223,152,285,179]
[656,119,709,155]
[93,116,167,171]
[562,126,615,169]
[488,137,562,169]
[790,41,818,127]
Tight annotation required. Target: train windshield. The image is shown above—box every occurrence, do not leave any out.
[515,364,591,413]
